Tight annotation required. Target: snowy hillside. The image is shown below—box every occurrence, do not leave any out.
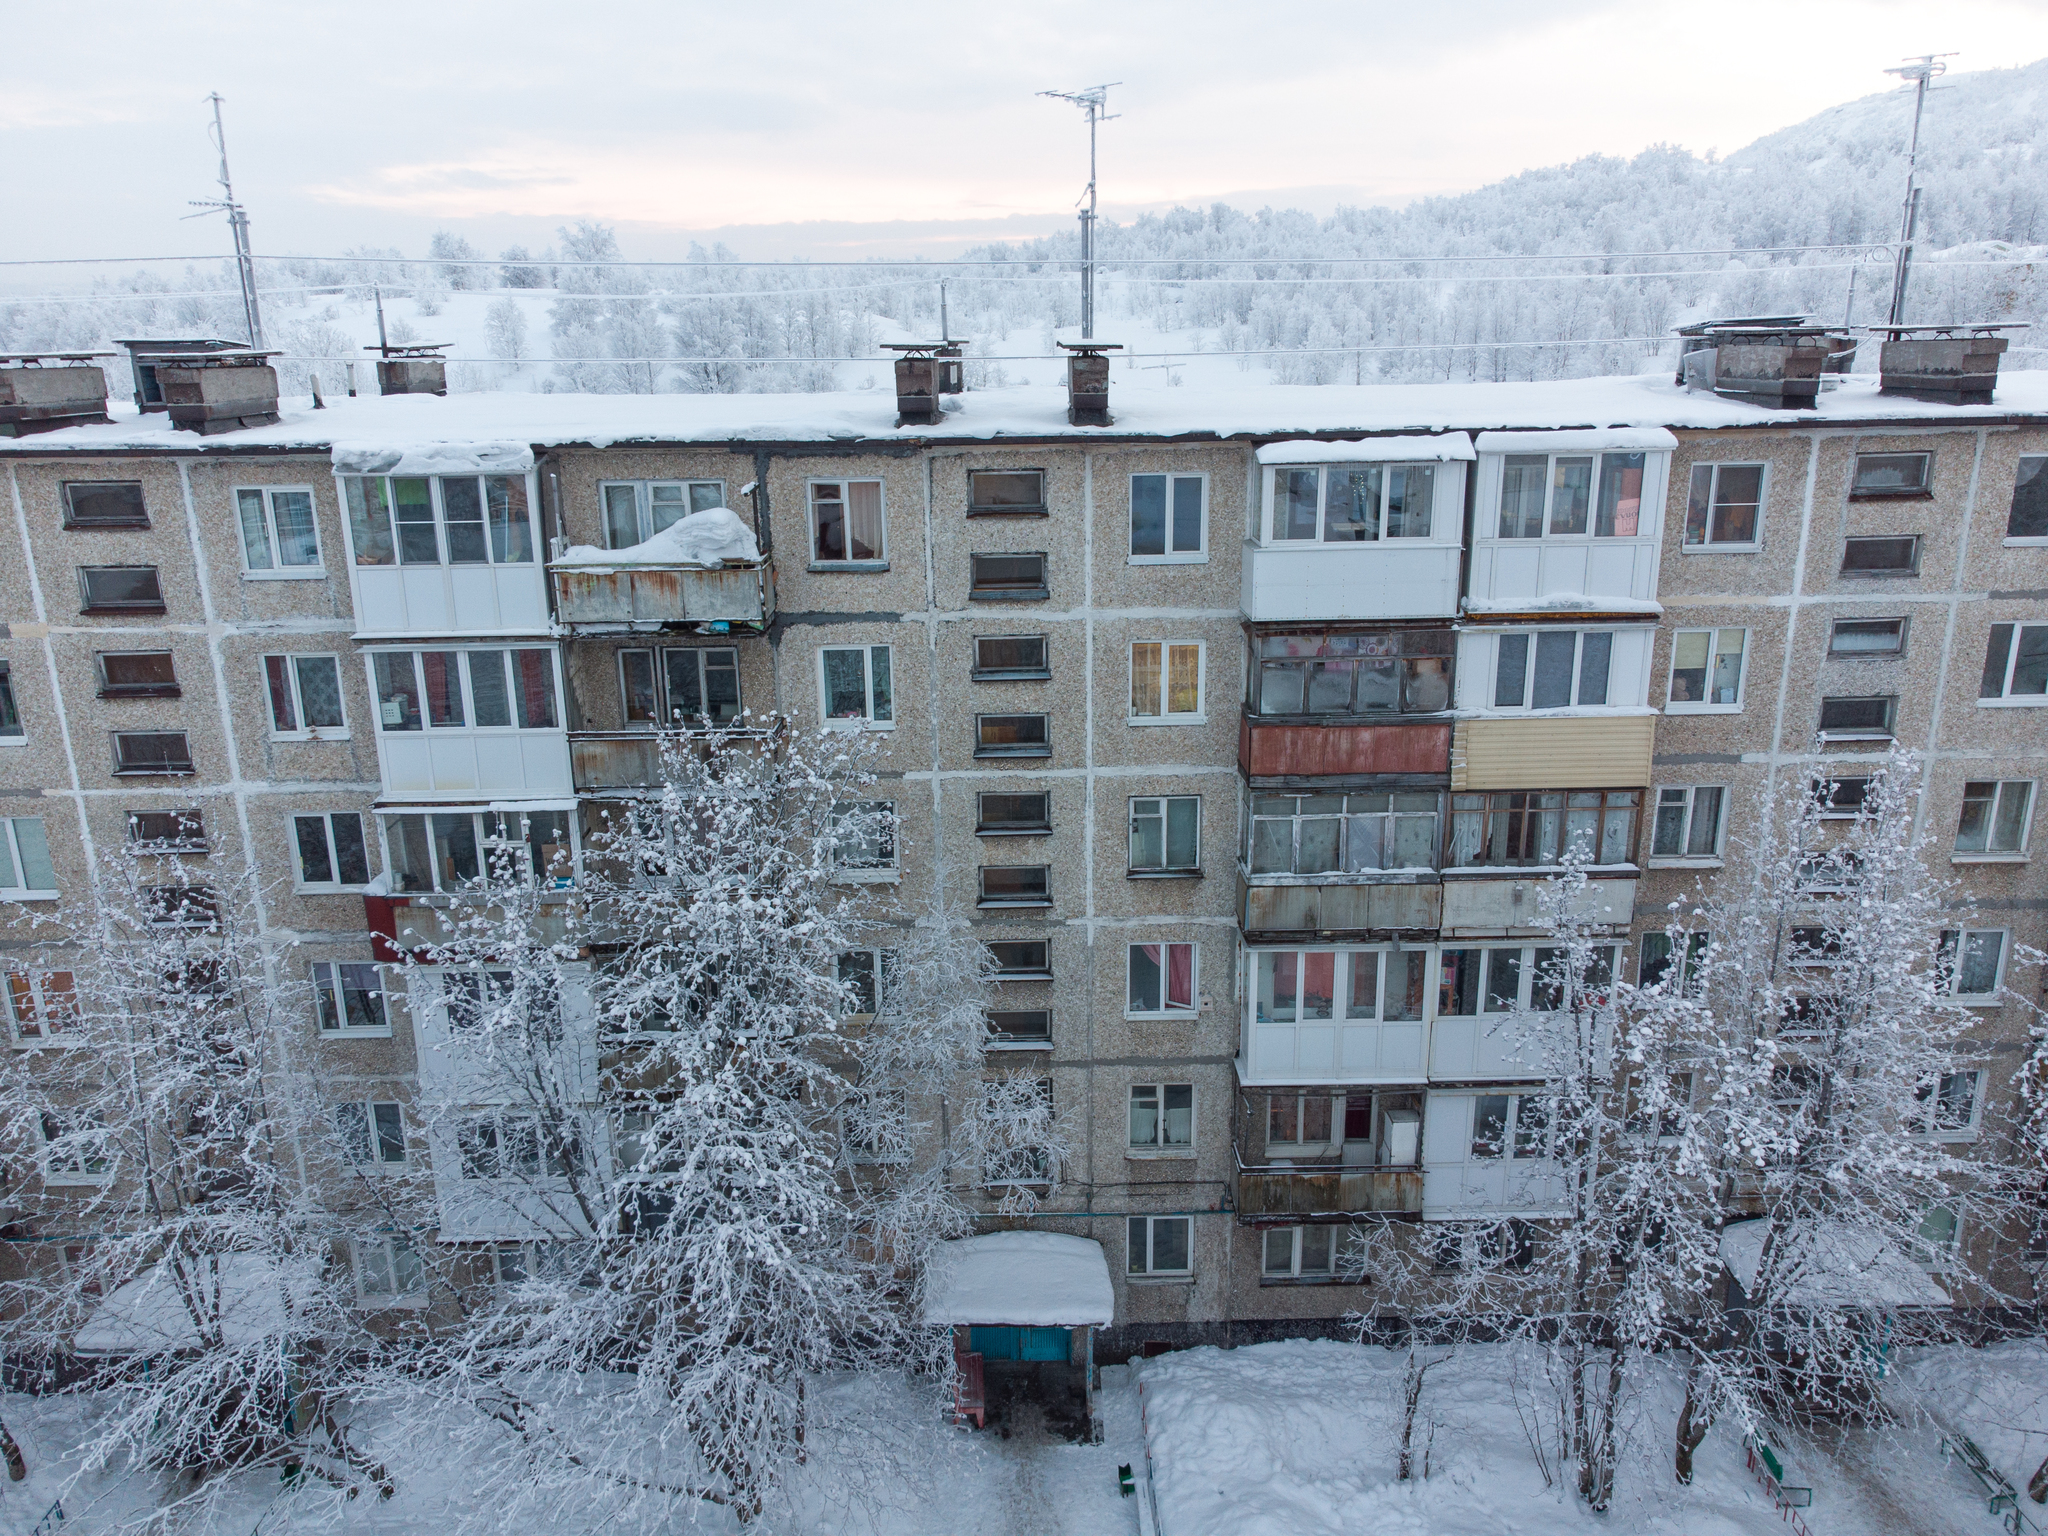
[4,59,2045,395]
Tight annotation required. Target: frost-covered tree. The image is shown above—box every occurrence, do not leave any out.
[429,230,485,290]
[485,297,528,364]
[499,245,551,289]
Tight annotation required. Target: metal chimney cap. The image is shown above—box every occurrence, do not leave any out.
[0,351,115,365]
[1056,340,1123,353]
[1862,321,2029,338]
[364,342,453,358]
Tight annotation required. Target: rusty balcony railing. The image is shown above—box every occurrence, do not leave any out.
[548,559,775,633]
[1232,1147,1423,1217]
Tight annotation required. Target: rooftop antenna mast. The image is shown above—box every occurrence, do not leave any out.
[185,93,265,349]
[1884,53,1953,328]
[1039,83,1120,339]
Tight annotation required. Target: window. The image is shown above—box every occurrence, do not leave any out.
[313,962,388,1033]
[987,1009,1052,1046]
[978,865,1050,907]
[830,800,896,874]
[820,646,893,726]
[1128,942,1196,1017]
[1817,695,1896,738]
[1131,473,1206,559]
[142,885,216,927]
[355,1236,425,1301]
[1130,796,1200,874]
[1841,536,1921,576]
[0,818,57,898]
[1637,932,1706,990]
[371,648,559,732]
[972,635,1049,680]
[1814,776,1871,817]
[1956,781,2032,856]
[967,469,1045,516]
[990,941,1052,979]
[112,732,193,775]
[975,713,1049,758]
[341,474,533,566]
[1665,628,1746,710]
[969,553,1048,600]
[1266,1091,1336,1145]
[1938,928,2006,999]
[1912,1204,1961,1267]
[0,662,19,740]
[1271,463,1437,542]
[1623,1072,1694,1139]
[263,654,346,738]
[381,808,575,893]
[809,479,885,564]
[1129,1215,1193,1276]
[1850,451,1931,498]
[620,646,740,727]
[1496,451,1645,538]
[836,950,898,1018]
[293,813,373,891]
[978,792,1050,834]
[235,486,320,573]
[41,1114,109,1183]
[61,481,148,529]
[1492,629,1613,710]
[1262,1225,1338,1280]
[1830,617,1907,657]
[1252,630,1453,716]
[1433,945,1615,1017]
[95,651,178,698]
[1247,792,1439,875]
[1912,1071,1982,1139]
[1468,1093,1552,1159]
[1130,642,1202,722]
[7,970,78,1042]
[1129,1084,1193,1151]
[601,480,726,548]
[1254,950,1417,1027]
[1651,786,1726,861]
[128,810,204,851]
[980,1077,1055,1185]
[1447,790,1638,868]
[1980,624,2048,703]
[1683,463,1764,547]
[2009,456,2048,540]
[78,566,165,614]
[334,1101,407,1165]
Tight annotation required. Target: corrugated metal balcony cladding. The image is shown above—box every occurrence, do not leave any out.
[1239,719,1452,780]
[1450,716,1654,791]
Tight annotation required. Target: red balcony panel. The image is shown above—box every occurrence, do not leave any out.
[1239,719,1452,779]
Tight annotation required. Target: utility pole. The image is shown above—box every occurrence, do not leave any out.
[1884,54,1952,328]
[187,93,265,349]
[1039,83,1120,339]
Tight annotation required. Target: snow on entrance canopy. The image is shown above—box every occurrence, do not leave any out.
[1719,1218,1950,1310]
[922,1231,1115,1327]
[554,506,761,568]
[74,1253,310,1356]
[1255,433,1475,465]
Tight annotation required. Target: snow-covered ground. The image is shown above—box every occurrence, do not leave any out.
[1,1340,2043,1534]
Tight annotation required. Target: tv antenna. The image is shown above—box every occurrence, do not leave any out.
[184,93,265,349]
[1039,83,1120,339]
[1884,53,1954,327]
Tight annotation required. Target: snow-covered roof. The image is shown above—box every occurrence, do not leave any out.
[74,1253,308,1356]
[921,1231,1114,1327]
[6,371,2047,457]
[1474,426,1680,454]
[1720,1218,1950,1310]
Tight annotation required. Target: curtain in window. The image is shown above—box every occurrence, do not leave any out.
[846,481,883,561]
[264,655,297,732]
[236,489,273,570]
[273,491,319,565]
[1167,645,1200,715]
[1166,944,1193,1010]
[1131,644,1161,716]
[516,650,558,729]
[487,476,533,563]
[422,652,464,727]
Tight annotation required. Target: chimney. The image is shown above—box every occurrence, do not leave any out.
[0,353,113,436]
[1873,323,2020,406]
[112,337,246,412]
[369,341,451,397]
[1674,317,1854,409]
[883,342,965,427]
[1059,340,1120,426]
[148,349,282,435]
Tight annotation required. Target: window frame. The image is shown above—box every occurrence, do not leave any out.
[334,1099,409,1167]
[598,479,728,549]
[1978,623,2048,707]
[292,811,376,893]
[1127,1214,1195,1278]
[40,1113,110,1186]
[976,791,1052,836]
[262,652,349,741]
[971,635,1050,681]
[618,645,742,729]
[0,661,20,744]
[353,1234,427,1307]
[1938,927,2008,1004]
[1245,790,1443,877]
[805,476,888,568]
[1491,450,1651,541]
[1129,794,1201,877]
[974,712,1050,759]
[986,1009,1053,1050]
[1840,534,1922,578]
[1260,1224,1344,1282]
[1816,694,1898,740]
[127,810,206,852]
[1266,462,1445,545]
[1129,471,1209,564]
[94,650,179,699]
[1849,451,1932,500]
[1126,940,1199,1019]
[2006,455,2048,544]
[1445,789,1640,870]
[312,960,391,1037]
[1953,779,2034,861]
[818,645,894,730]
[1250,629,1455,720]
[968,552,1049,601]
[0,816,59,900]
[77,565,166,615]
[111,731,194,776]
[1681,461,1766,551]
[7,969,80,1047]
[1129,640,1205,725]
[1489,628,1619,713]
[829,800,898,882]
[1127,1082,1195,1156]
[976,864,1051,909]
[60,480,149,530]
[1912,1070,1984,1143]
[234,484,324,578]
[1648,785,1728,866]
[377,808,579,894]
[340,473,538,568]
[367,646,564,735]
[1828,616,1908,658]
[966,468,1047,517]
[1663,627,1748,713]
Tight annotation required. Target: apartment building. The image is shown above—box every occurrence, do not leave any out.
[2,341,2043,1349]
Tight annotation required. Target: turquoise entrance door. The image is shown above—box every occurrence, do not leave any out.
[967,1326,1071,1361]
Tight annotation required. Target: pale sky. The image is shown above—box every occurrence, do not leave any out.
[6,0,2048,266]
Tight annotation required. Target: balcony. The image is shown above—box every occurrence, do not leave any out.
[1438,874,1637,938]
[570,728,778,793]
[1233,1156,1422,1217]
[1242,541,1460,623]
[1241,876,1442,939]
[549,560,775,634]
[1240,718,1451,783]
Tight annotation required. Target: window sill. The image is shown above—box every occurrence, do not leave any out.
[1847,489,1933,501]
[1663,704,1743,716]
[317,1028,394,1041]
[1242,871,1440,886]
[985,1039,1054,1052]
[0,890,59,903]
[270,732,352,744]
[1645,857,1723,870]
[1125,1010,1200,1023]
[1837,571,1922,580]
[243,568,328,582]
[1441,864,1638,879]
[296,885,374,896]
[2002,536,2048,548]
[832,868,901,884]
[98,687,181,700]
[993,970,1056,983]
[1125,1148,1196,1161]
[1816,732,1895,742]
[0,737,25,748]
[974,746,1052,760]
[971,669,1053,683]
[1977,698,2048,709]
[1951,853,2029,864]
[978,826,1053,838]
[81,608,168,618]
[977,898,1054,910]
[824,720,895,732]
[353,1295,429,1312]
[1128,868,1202,880]
[966,507,1048,519]
[1128,554,1209,566]
[1953,997,2003,1010]
[970,589,1050,603]
[1258,1276,1362,1288]
[112,766,196,778]
[1128,715,1207,728]
[1126,1273,1196,1286]
[808,561,889,574]
[1678,542,1761,555]
[42,1177,113,1189]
